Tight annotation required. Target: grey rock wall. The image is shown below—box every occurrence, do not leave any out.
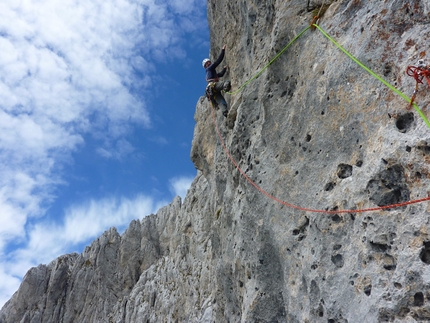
[2,0,430,322]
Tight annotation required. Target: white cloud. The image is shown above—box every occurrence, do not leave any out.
[1,194,166,308]
[43,194,158,252]
[0,0,207,309]
[150,136,169,145]
[96,138,136,160]
[169,175,195,199]
[0,269,21,309]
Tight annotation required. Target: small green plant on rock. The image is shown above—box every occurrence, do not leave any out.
[216,208,221,219]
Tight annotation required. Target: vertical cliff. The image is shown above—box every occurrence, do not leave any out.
[2,0,430,322]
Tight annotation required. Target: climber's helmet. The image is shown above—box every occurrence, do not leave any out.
[202,58,211,68]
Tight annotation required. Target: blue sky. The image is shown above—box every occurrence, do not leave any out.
[0,0,209,307]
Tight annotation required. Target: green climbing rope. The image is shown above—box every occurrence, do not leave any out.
[225,22,430,129]
[312,24,430,129]
[226,25,312,95]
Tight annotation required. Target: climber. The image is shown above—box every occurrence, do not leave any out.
[203,44,231,117]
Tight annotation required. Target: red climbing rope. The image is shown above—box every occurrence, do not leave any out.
[406,63,430,109]
[210,104,430,214]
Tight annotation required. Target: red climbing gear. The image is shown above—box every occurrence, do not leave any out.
[406,60,430,109]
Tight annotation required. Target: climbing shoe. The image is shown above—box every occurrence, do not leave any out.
[223,110,228,117]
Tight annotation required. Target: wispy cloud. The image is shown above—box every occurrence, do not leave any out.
[169,175,195,199]
[0,0,206,308]
[1,194,165,307]
[149,136,169,145]
[96,138,136,160]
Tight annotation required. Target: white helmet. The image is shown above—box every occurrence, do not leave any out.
[202,58,210,68]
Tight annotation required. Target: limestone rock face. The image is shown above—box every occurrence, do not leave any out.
[2,0,430,322]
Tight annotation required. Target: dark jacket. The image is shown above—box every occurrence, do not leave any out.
[205,49,226,82]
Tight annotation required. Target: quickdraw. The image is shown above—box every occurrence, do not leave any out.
[406,59,430,109]
[309,0,331,30]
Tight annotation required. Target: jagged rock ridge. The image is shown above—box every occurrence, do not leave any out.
[2,0,430,322]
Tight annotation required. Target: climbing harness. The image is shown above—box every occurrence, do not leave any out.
[406,59,430,109]
[206,82,218,108]
[210,23,430,213]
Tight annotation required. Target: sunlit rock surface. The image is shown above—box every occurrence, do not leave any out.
[2,0,430,322]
